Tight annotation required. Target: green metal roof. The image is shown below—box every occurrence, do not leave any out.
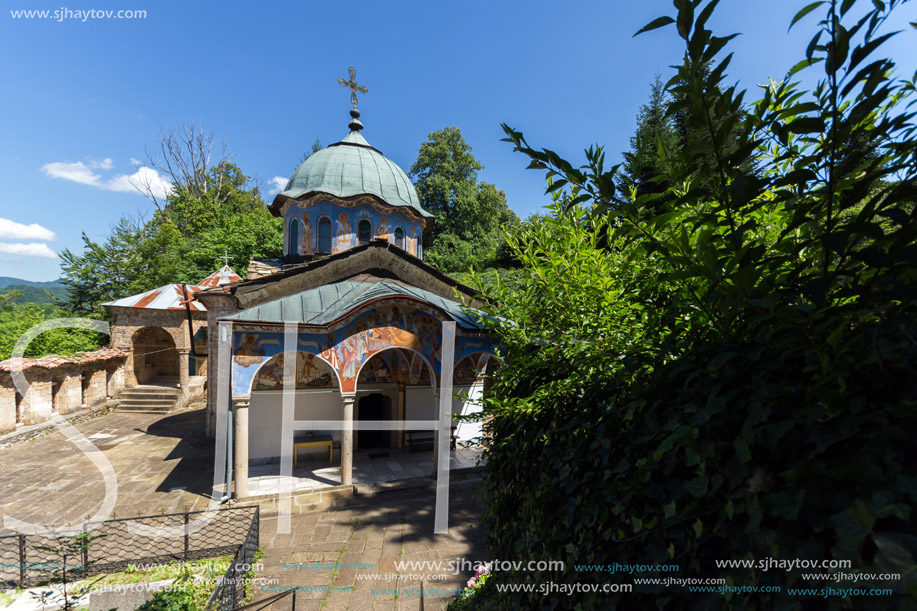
[220,276,483,329]
[278,130,432,218]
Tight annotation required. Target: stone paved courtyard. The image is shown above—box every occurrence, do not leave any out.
[0,406,489,609]
[0,407,217,536]
[252,481,487,610]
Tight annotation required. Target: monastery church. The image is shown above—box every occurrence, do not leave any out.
[1,73,496,500]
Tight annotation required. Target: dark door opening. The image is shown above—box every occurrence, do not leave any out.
[358,393,386,450]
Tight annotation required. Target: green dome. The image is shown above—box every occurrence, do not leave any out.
[277,130,431,220]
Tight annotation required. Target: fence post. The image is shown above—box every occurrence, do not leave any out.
[184,512,190,562]
[254,506,260,549]
[18,535,25,588]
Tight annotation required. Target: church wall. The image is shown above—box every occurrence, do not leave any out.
[404,385,483,443]
[283,202,423,259]
[247,390,349,463]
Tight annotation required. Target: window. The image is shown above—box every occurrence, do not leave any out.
[357,219,372,243]
[394,227,405,249]
[318,217,332,253]
[288,219,299,255]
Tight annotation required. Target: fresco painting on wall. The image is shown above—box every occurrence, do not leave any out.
[336,212,352,250]
[234,334,266,367]
[253,351,337,390]
[284,202,426,256]
[230,297,495,394]
[301,212,313,255]
[376,216,390,240]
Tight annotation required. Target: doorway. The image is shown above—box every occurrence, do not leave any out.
[357,393,387,450]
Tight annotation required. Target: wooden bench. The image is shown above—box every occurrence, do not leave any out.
[293,433,334,466]
[406,427,458,453]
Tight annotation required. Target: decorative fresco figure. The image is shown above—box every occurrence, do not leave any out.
[341,337,360,380]
[255,353,287,388]
[376,216,389,240]
[301,212,314,255]
[454,355,479,385]
[397,351,411,382]
[388,305,405,328]
[299,352,320,383]
[234,334,265,367]
[407,224,416,255]
[322,333,341,372]
[336,212,352,251]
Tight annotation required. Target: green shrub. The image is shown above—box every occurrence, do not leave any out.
[470,1,917,608]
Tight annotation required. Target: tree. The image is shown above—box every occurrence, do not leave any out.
[615,74,680,212]
[300,137,323,165]
[468,0,917,608]
[60,127,283,314]
[409,127,519,272]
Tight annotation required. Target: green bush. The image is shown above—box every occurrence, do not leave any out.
[469,1,917,609]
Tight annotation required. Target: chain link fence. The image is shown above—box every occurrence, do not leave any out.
[0,505,259,594]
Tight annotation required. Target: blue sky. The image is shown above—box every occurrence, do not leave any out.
[1,0,914,282]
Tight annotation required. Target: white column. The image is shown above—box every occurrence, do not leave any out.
[341,395,355,486]
[432,388,440,475]
[232,395,250,499]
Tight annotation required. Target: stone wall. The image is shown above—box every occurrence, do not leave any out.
[0,349,127,434]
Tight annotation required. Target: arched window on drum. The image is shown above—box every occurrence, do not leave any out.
[318,216,332,253]
[288,219,299,255]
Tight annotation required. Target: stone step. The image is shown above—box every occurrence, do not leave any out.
[116,401,175,413]
[129,385,181,393]
[120,391,180,401]
[118,397,178,405]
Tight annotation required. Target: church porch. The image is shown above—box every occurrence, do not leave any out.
[239,444,484,498]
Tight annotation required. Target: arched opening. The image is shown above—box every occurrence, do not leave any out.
[248,351,341,465]
[357,219,372,244]
[318,216,332,254]
[394,227,405,250]
[130,326,179,385]
[288,218,299,255]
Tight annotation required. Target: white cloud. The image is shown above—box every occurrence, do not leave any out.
[0,218,56,241]
[268,176,288,195]
[0,243,58,258]
[106,167,173,200]
[129,157,142,166]
[41,161,101,186]
[41,158,173,200]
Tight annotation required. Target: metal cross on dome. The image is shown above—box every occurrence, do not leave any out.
[338,66,368,107]
[221,250,231,266]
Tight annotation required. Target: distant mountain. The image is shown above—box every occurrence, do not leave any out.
[0,278,69,304]
[0,277,66,289]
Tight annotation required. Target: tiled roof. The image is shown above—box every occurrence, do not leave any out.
[0,348,127,372]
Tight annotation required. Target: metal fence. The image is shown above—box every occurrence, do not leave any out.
[0,505,259,592]
[205,505,261,610]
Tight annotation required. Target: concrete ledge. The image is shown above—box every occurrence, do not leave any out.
[239,484,357,517]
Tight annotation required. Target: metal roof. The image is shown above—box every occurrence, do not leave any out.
[197,265,243,288]
[277,130,431,218]
[220,275,483,330]
[103,266,241,311]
